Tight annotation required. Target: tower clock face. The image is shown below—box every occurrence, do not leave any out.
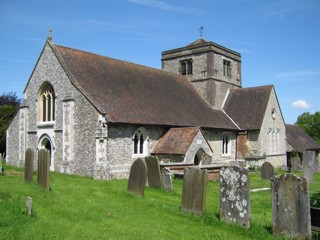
[272,108,276,119]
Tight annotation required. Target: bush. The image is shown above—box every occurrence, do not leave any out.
[310,192,320,208]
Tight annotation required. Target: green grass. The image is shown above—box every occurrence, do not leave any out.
[1,162,319,240]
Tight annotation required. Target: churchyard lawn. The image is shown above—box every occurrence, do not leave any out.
[1,161,319,240]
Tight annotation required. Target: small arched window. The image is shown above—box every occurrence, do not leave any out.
[133,127,148,156]
[38,83,55,122]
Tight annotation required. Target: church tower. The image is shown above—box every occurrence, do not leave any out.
[161,38,242,108]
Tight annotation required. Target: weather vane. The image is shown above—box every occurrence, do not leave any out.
[47,28,53,41]
[199,26,204,37]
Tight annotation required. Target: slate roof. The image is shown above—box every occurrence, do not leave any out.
[223,85,273,130]
[286,124,320,152]
[152,127,202,155]
[50,42,238,129]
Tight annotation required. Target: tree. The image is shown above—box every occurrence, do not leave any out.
[0,92,21,154]
[296,111,320,144]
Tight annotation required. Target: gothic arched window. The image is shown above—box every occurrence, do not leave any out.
[38,83,55,122]
[133,127,148,156]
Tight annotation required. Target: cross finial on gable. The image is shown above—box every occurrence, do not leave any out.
[47,28,53,41]
[199,26,204,38]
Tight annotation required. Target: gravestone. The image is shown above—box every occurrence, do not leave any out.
[161,167,173,192]
[271,174,311,239]
[127,158,147,196]
[302,150,318,183]
[37,149,50,191]
[290,157,301,171]
[181,167,207,215]
[24,148,34,182]
[26,196,32,216]
[220,166,250,228]
[229,161,240,167]
[145,156,162,188]
[0,153,3,175]
[260,162,274,179]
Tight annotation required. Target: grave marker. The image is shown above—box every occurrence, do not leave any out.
[290,157,301,171]
[271,174,311,239]
[220,166,250,228]
[26,196,32,216]
[24,148,34,182]
[303,150,317,183]
[181,167,207,215]
[145,156,162,188]
[161,167,173,192]
[37,149,50,192]
[127,158,147,196]
[261,162,274,179]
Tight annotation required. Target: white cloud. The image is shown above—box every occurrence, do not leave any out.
[276,70,320,79]
[126,0,199,14]
[291,100,310,109]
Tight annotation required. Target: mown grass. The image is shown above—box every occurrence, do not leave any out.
[1,161,319,240]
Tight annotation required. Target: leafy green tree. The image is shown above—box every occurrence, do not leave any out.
[0,92,21,154]
[296,111,320,144]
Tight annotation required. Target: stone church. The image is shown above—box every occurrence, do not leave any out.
[6,37,288,180]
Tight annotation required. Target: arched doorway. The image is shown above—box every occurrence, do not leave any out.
[194,148,211,166]
[38,135,54,171]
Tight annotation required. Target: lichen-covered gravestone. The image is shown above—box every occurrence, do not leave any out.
[37,149,50,192]
[220,166,250,228]
[161,167,173,191]
[261,162,274,180]
[271,174,311,239]
[127,158,147,196]
[24,148,34,182]
[303,150,318,183]
[181,167,207,215]
[145,156,162,188]
[290,157,301,171]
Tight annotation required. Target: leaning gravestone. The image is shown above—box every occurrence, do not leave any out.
[127,158,147,196]
[145,156,162,188]
[181,167,207,215]
[261,162,274,179]
[220,166,250,228]
[290,157,301,171]
[271,174,311,239]
[303,150,318,183]
[24,148,34,182]
[161,167,173,192]
[37,149,50,192]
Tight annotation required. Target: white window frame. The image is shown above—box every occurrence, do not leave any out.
[38,83,55,123]
[222,133,231,156]
[132,127,149,157]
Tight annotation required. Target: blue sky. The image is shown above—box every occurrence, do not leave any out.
[1,0,319,124]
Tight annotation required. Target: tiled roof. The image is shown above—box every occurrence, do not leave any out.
[223,85,273,130]
[286,124,320,152]
[51,42,238,129]
[152,127,200,155]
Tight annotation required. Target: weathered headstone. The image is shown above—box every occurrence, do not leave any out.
[161,167,173,192]
[26,196,32,216]
[261,162,274,179]
[181,167,207,215]
[220,166,250,228]
[271,174,311,239]
[229,161,240,167]
[290,156,301,171]
[0,153,3,175]
[127,158,147,196]
[37,149,50,191]
[24,148,34,182]
[145,156,162,188]
[303,150,317,183]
